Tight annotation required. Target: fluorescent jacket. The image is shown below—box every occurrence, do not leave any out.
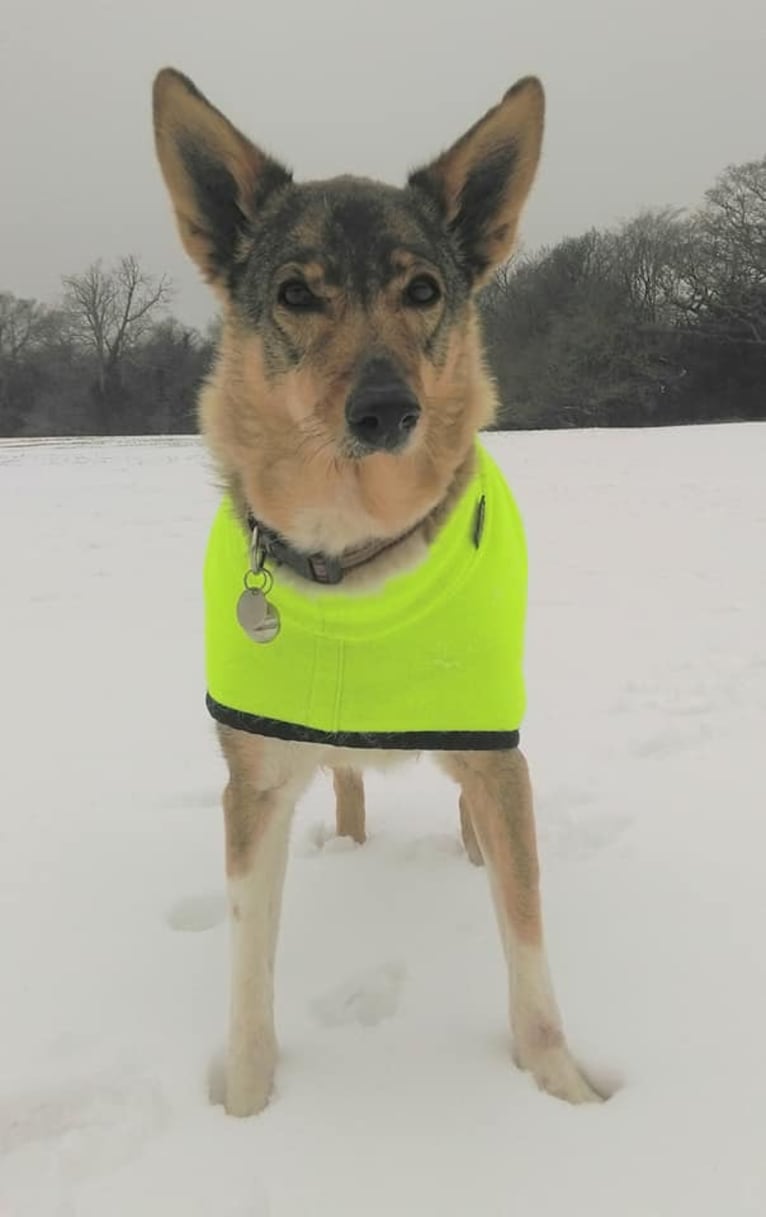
[204,442,527,750]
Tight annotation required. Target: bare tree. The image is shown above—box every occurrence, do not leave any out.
[0,293,59,426]
[679,157,766,345]
[608,208,688,326]
[63,256,172,407]
[0,292,48,362]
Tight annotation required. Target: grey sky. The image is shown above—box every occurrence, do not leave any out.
[3,0,765,328]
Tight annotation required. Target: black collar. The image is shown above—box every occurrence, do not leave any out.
[246,514,425,586]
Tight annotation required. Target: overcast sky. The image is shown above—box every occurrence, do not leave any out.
[2,0,764,328]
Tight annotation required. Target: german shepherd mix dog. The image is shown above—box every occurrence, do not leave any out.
[153,68,602,1116]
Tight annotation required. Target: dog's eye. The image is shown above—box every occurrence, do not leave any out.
[404,275,441,308]
[278,279,321,311]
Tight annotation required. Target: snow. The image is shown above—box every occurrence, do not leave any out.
[1,425,765,1216]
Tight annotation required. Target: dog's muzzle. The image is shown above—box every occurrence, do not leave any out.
[345,358,421,453]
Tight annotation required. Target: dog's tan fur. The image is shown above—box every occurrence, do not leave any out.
[333,768,366,845]
[153,67,602,1115]
[198,312,491,559]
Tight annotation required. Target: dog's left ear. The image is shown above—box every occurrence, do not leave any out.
[408,77,544,284]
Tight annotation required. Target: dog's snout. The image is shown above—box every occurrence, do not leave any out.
[346,361,421,453]
[346,393,421,451]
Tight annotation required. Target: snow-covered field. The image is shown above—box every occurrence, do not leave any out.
[1,425,765,1216]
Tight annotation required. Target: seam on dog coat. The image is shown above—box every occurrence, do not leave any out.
[204,442,527,750]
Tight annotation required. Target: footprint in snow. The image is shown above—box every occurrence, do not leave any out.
[165,892,226,932]
[612,679,715,718]
[539,787,630,859]
[295,821,361,856]
[311,962,407,1029]
[0,1074,167,1184]
[163,789,221,812]
[540,810,631,859]
[633,720,713,759]
[297,821,466,863]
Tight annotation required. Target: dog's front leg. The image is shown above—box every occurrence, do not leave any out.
[441,749,602,1104]
[333,767,366,843]
[459,791,484,866]
[218,728,316,1116]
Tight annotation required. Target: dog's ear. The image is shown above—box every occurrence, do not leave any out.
[408,77,544,284]
[152,68,292,285]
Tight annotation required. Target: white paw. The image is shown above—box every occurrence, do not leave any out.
[516,1039,604,1104]
[224,1073,274,1118]
[224,1038,277,1118]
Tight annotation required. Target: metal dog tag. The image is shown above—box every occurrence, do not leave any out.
[255,600,281,643]
[236,588,281,643]
[237,588,267,637]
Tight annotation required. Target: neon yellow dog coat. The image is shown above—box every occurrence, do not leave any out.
[204,442,527,750]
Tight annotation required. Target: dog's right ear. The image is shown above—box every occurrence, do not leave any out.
[152,68,292,285]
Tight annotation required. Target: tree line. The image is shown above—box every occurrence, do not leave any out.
[480,155,766,428]
[1,153,764,437]
[0,255,216,437]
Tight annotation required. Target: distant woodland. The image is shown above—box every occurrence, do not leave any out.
[1,154,764,436]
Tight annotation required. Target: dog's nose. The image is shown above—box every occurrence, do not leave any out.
[346,363,421,453]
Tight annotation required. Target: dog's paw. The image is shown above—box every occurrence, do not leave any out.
[224,1069,275,1118]
[514,1032,605,1105]
[523,1048,605,1104]
[223,1040,277,1118]
[224,1082,273,1119]
[531,1051,604,1104]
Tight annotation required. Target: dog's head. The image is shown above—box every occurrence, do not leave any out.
[153,69,544,552]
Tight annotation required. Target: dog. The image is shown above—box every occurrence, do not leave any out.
[152,67,602,1116]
